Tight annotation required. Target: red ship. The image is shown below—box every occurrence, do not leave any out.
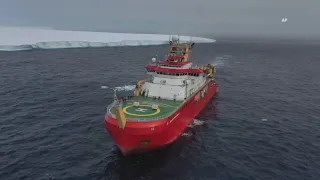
[105,36,219,156]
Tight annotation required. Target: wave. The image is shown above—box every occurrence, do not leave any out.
[0,27,216,51]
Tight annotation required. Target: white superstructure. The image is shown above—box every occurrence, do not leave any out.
[142,61,207,101]
[134,36,215,101]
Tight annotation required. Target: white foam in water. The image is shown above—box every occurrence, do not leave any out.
[101,85,136,91]
[193,119,205,125]
[211,55,232,67]
[261,118,268,121]
[100,86,109,89]
[188,118,206,128]
[0,26,215,51]
[181,132,193,137]
[114,85,136,91]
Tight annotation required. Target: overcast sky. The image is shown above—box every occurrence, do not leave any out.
[1,0,320,39]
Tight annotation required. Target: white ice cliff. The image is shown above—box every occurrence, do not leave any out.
[0,27,215,51]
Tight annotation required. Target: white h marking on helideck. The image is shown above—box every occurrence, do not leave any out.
[135,108,148,112]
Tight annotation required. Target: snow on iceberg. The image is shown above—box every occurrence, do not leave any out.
[0,27,215,51]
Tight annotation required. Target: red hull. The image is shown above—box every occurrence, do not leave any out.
[105,79,218,156]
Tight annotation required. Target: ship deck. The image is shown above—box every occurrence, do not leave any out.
[109,96,184,121]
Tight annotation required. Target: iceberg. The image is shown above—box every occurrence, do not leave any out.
[0,27,215,51]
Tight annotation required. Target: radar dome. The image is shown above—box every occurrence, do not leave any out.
[152,57,156,63]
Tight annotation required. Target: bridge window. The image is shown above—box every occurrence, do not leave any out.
[161,64,181,68]
[155,72,200,76]
[184,73,200,77]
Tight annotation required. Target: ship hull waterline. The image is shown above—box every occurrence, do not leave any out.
[105,79,218,156]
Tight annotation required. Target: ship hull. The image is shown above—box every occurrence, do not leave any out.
[105,79,218,156]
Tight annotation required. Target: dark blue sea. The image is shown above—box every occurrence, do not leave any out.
[1,41,320,180]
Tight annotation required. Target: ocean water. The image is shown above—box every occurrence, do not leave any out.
[1,42,320,180]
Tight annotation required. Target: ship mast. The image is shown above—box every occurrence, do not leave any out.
[167,35,194,63]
